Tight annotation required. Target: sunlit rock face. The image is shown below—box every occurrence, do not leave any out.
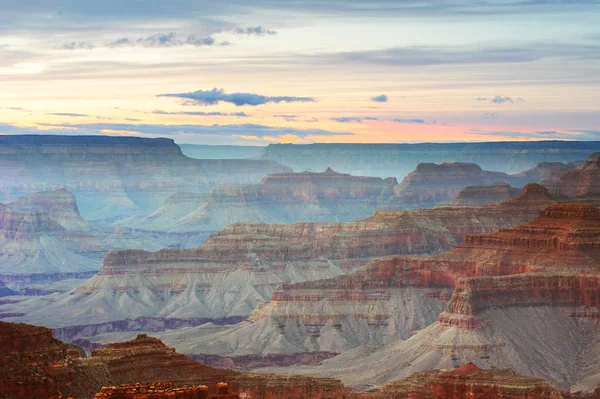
[0,135,291,222]
[142,186,585,367]
[117,168,396,233]
[367,363,564,399]
[265,204,600,392]
[257,141,600,178]
[543,152,600,197]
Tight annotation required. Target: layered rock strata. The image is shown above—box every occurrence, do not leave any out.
[2,184,563,339]
[185,202,598,371]
[0,135,290,221]
[118,168,396,233]
[381,162,566,210]
[257,141,598,177]
[437,183,521,207]
[543,152,600,197]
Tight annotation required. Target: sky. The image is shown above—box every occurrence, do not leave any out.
[1,0,599,145]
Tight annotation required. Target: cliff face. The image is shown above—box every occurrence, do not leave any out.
[381,162,565,210]
[370,363,564,399]
[437,183,521,207]
[4,184,561,340]
[118,168,396,233]
[0,135,290,221]
[7,188,92,231]
[544,152,600,197]
[287,204,600,391]
[0,202,100,290]
[135,186,577,366]
[257,141,599,177]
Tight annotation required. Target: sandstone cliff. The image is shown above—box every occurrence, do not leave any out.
[437,183,521,207]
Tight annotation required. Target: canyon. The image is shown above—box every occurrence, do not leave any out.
[257,142,600,178]
[247,204,600,392]
[543,152,600,197]
[1,319,597,399]
[0,183,567,340]
[0,135,290,222]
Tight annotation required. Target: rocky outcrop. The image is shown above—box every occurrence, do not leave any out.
[257,141,599,178]
[129,188,581,366]
[0,321,112,399]
[95,383,209,399]
[279,205,600,390]
[381,162,566,210]
[0,135,290,221]
[0,203,100,290]
[118,168,396,233]
[543,152,600,197]
[8,188,93,231]
[437,183,521,207]
[370,363,564,399]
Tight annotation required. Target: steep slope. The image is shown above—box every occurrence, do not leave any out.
[110,185,571,366]
[369,363,564,399]
[186,200,599,369]
[265,204,600,391]
[257,141,599,177]
[118,169,396,233]
[0,135,290,221]
[544,152,600,196]
[0,204,100,290]
[381,162,566,210]
[0,184,561,340]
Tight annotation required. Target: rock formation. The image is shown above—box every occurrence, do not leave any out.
[381,162,566,210]
[437,183,521,207]
[0,202,100,290]
[543,152,600,197]
[118,168,396,234]
[1,184,564,340]
[0,135,290,222]
[105,186,578,367]
[368,363,564,399]
[257,141,599,177]
[264,204,600,391]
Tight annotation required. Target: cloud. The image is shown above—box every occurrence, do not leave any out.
[158,88,316,107]
[477,96,524,104]
[330,116,379,123]
[233,26,276,36]
[58,41,94,50]
[152,110,249,117]
[35,122,353,139]
[108,32,221,48]
[274,114,298,121]
[371,94,388,103]
[390,118,428,124]
[47,112,89,117]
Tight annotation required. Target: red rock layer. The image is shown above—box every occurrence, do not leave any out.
[437,183,521,207]
[94,382,209,398]
[360,363,564,399]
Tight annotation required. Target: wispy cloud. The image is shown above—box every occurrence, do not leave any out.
[466,129,600,140]
[330,116,379,123]
[274,114,299,121]
[233,26,276,36]
[390,118,429,124]
[371,94,388,103]
[477,96,524,104]
[152,110,249,117]
[158,88,316,107]
[47,112,90,117]
[109,32,222,48]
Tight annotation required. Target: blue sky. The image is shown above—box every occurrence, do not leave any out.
[1,0,599,144]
